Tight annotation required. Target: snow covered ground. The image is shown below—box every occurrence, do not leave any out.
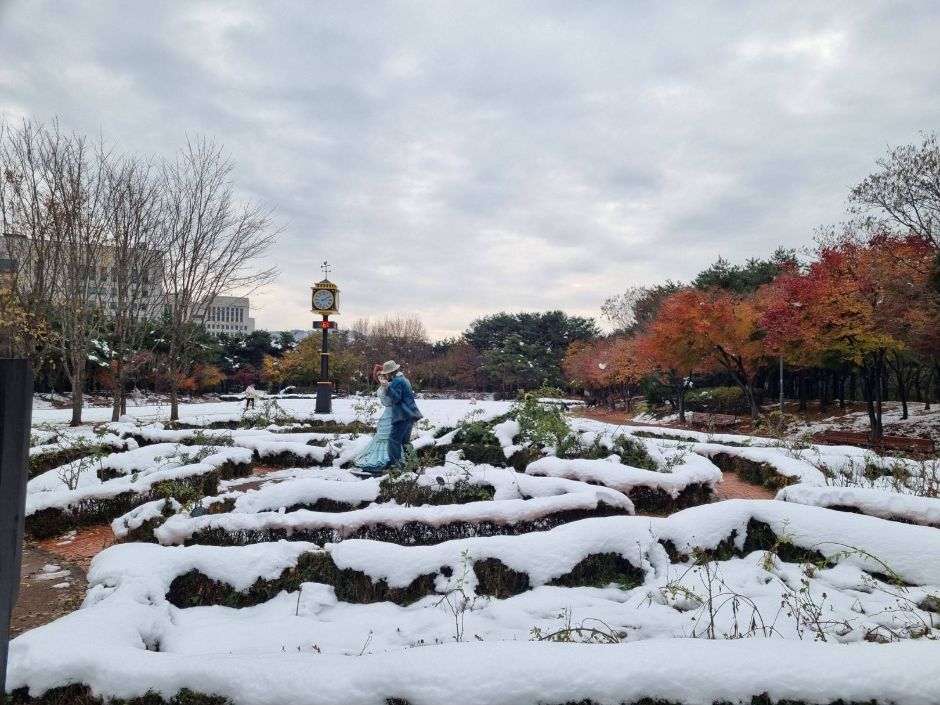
[10,399,940,704]
[29,396,514,429]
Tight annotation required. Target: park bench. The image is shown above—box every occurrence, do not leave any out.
[689,412,739,429]
[822,430,871,447]
[823,430,936,455]
[880,435,936,454]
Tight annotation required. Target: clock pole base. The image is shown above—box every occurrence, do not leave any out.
[315,382,332,414]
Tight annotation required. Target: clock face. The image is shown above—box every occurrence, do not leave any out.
[313,289,335,310]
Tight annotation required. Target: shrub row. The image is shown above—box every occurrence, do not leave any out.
[626,482,714,514]
[166,547,646,609]
[8,685,894,705]
[24,461,251,540]
[661,519,827,567]
[182,504,632,548]
[28,443,115,478]
[249,449,334,468]
[165,420,373,434]
[375,478,495,506]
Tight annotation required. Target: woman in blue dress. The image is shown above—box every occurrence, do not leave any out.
[353,365,394,473]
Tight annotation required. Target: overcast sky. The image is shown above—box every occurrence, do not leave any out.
[2,1,938,339]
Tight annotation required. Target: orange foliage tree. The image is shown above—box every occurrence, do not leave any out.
[694,289,768,423]
[637,289,712,423]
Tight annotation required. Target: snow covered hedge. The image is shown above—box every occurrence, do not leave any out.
[24,447,252,539]
[9,501,940,705]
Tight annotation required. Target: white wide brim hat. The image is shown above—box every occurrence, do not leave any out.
[380,360,401,375]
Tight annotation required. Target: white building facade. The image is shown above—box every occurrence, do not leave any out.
[203,295,255,334]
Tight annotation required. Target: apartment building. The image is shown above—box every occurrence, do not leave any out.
[1,232,165,316]
[203,295,255,334]
[4,233,256,335]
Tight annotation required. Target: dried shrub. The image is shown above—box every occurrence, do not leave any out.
[473,558,530,598]
[708,452,792,490]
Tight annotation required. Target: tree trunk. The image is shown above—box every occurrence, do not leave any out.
[820,370,832,408]
[798,370,807,411]
[746,381,760,424]
[67,352,85,427]
[111,356,124,422]
[70,385,83,427]
[170,384,179,421]
[888,352,911,420]
[924,365,936,412]
[675,373,689,424]
[862,352,886,444]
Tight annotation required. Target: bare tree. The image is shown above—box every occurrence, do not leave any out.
[103,153,167,420]
[601,282,682,336]
[0,119,63,367]
[41,125,112,426]
[349,314,431,368]
[160,137,278,420]
[850,132,940,248]
[601,286,645,333]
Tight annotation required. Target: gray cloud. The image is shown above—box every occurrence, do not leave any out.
[2,0,939,338]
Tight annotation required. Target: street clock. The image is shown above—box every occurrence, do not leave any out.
[311,279,340,315]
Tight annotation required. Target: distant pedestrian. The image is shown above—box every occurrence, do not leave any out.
[244,384,263,409]
[378,360,423,469]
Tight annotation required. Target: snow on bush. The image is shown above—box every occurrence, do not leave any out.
[10,502,940,704]
[154,491,635,546]
[525,452,721,497]
[777,484,940,527]
[15,399,940,705]
[25,446,252,515]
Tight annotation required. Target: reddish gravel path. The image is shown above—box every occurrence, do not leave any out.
[36,524,116,572]
[574,408,777,502]
[713,472,776,501]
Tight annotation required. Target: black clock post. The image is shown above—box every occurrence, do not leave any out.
[315,313,331,414]
[312,262,340,414]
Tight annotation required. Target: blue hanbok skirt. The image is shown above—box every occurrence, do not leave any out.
[353,407,393,469]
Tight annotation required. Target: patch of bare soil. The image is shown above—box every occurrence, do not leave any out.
[223,463,291,492]
[713,472,776,501]
[11,544,86,638]
[35,524,116,572]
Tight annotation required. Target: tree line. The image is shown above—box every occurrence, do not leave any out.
[261,311,599,396]
[0,118,278,424]
[566,134,940,441]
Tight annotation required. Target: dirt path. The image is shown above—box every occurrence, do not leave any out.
[35,524,117,571]
[713,472,776,501]
[11,544,86,638]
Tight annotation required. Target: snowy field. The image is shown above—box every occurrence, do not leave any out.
[9,399,940,704]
